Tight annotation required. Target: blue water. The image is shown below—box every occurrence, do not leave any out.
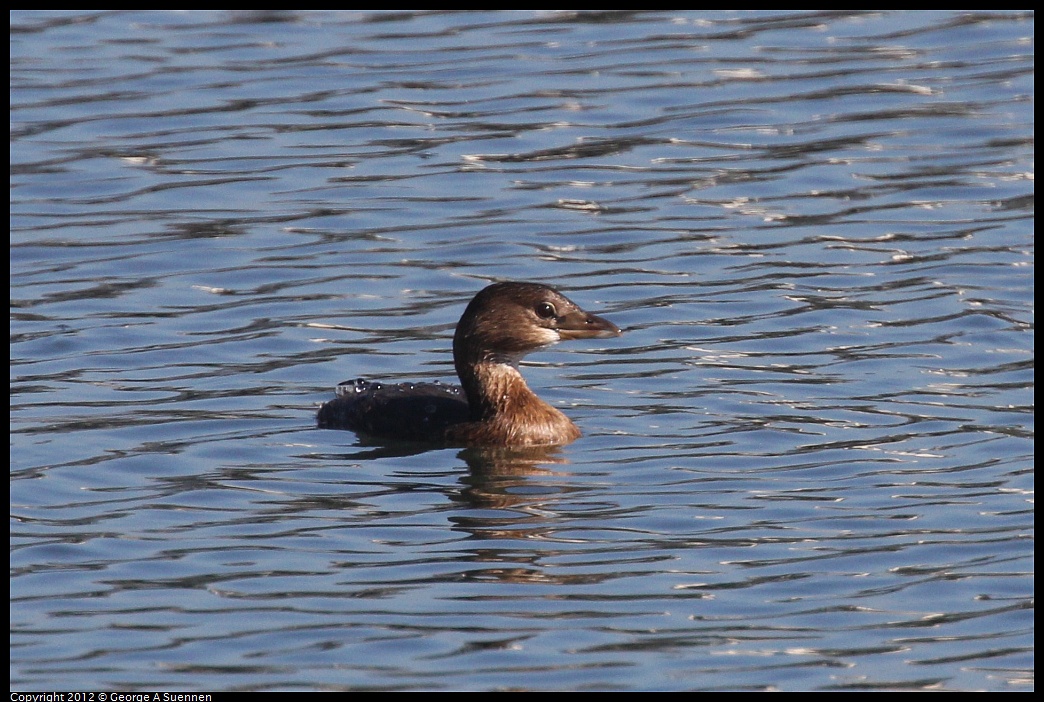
[11,10,1033,691]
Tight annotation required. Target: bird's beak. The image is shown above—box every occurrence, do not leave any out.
[556,311,622,340]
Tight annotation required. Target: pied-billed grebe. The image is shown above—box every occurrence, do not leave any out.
[317,281,621,446]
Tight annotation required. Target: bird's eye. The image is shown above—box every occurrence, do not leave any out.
[535,302,557,319]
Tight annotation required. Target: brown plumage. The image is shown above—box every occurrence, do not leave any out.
[317,281,621,446]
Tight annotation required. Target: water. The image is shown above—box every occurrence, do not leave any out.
[10,10,1033,691]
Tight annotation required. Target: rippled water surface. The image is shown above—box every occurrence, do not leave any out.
[10,10,1033,691]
